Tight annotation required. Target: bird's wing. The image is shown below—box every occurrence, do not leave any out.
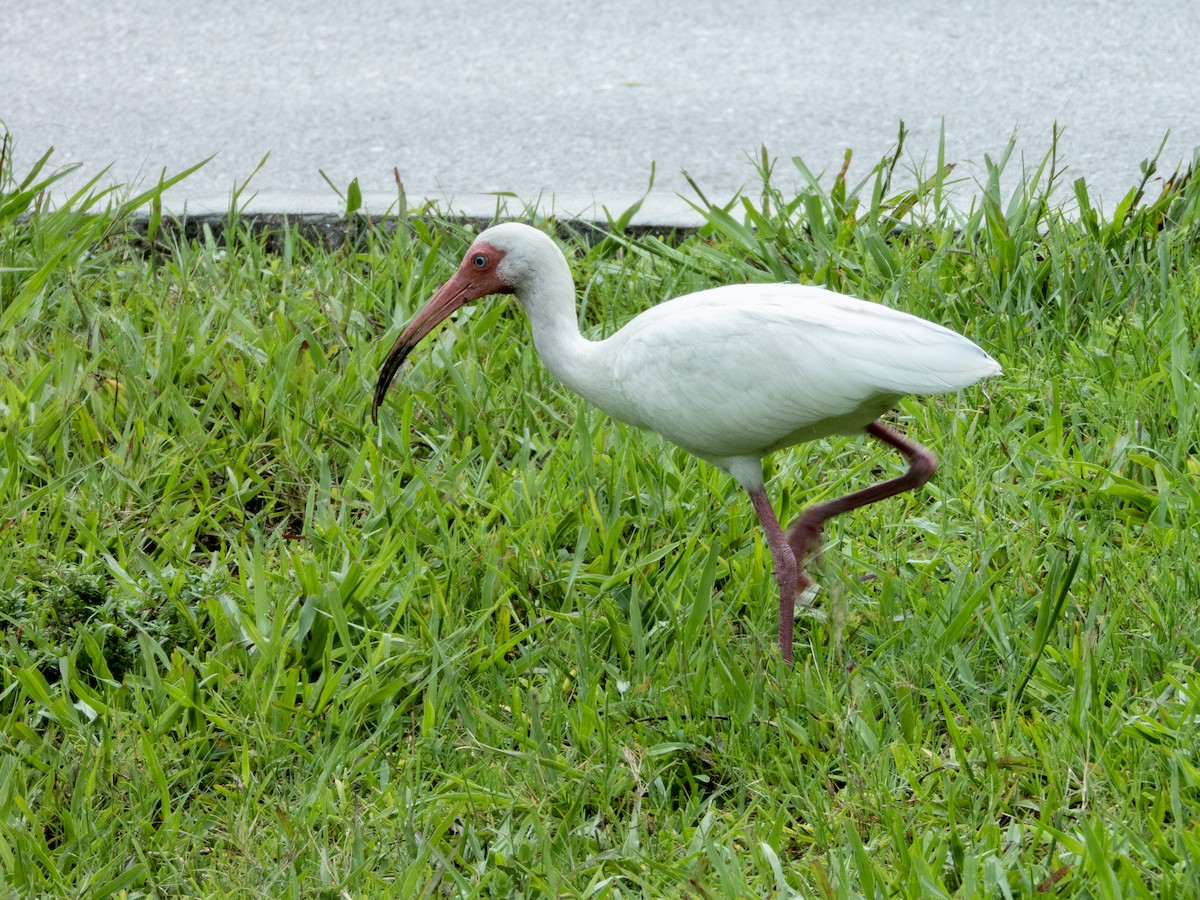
[603,284,998,461]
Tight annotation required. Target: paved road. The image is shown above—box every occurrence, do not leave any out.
[3,0,1198,221]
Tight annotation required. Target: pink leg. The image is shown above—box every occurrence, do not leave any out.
[786,420,938,582]
[747,486,798,665]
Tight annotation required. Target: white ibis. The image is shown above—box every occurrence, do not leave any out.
[373,223,1000,664]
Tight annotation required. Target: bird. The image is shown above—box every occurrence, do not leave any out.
[372,222,1000,665]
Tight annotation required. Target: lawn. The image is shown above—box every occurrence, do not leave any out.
[2,128,1200,897]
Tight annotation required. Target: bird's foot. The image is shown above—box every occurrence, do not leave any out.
[796,571,819,609]
[786,517,824,573]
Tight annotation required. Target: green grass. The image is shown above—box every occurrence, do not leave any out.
[2,126,1200,897]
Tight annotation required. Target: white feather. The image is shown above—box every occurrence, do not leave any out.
[600,284,998,465]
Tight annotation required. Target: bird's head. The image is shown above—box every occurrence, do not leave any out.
[372,223,572,424]
[371,226,522,423]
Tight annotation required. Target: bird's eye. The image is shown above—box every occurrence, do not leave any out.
[472,254,488,269]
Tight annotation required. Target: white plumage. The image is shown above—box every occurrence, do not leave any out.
[373,222,1000,665]
[602,285,999,476]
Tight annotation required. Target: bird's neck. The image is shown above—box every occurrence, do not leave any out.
[516,262,619,413]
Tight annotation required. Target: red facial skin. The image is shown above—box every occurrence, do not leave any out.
[372,242,512,423]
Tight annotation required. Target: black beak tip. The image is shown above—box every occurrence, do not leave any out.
[370,379,389,426]
[371,348,408,426]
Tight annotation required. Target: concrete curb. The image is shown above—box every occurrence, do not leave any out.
[135,189,715,244]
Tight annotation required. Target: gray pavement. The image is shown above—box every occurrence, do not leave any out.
[3,0,1199,225]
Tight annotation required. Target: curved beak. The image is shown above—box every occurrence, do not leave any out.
[371,269,474,423]
[371,248,512,424]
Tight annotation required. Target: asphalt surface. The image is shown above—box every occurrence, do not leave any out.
[3,0,1199,223]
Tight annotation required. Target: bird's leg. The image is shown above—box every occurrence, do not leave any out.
[786,420,938,575]
[747,486,799,665]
